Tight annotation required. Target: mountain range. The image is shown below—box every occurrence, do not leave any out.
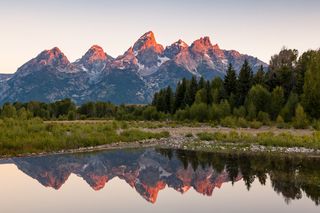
[0,31,267,104]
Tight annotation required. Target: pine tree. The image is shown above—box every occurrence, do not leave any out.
[224,63,237,98]
[303,51,320,118]
[253,65,265,86]
[174,78,187,111]
[164,86,174,114]
[184,76,198,106]
[204,80,212,105]
[198,76,206,89]
[211,77,225,104]
[237,60,253,106]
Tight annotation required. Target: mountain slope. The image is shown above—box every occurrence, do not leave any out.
[0,31,268,104]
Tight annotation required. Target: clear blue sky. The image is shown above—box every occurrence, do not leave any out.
[1,0,319,73]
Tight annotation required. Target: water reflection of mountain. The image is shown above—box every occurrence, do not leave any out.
[1,149,320,205]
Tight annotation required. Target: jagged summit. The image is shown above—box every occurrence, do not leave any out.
[164,39,189,58]
[133,31,164,54]
[80,45,107,63]
[176,39,188,48]
[36,47,70,67]
[111,47,138,69]
[190,36,214,53]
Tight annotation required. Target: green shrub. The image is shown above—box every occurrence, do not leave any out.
[312,120,320,130]
[220,116,237,128]
[276,115,286,129]
[257,111,271,125]
[246,102,257,121]
[190,103,209,122]
[237,117,249,128]
[143,106,160,121]
[293,104,309,129]
[233,106,246,118]
[197,132,215,141]
[249,120,263,129]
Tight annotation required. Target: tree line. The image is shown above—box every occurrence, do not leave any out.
[0,99,147,121]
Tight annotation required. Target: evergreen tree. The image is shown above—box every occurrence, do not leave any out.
[164,86,174,114]
[224,63,237,97]
[270,86,285,120]
[237,60,253,105]
[174,78,187,111]
[253,65,265,86]
[184,76,198,106]
[211,77,225,104]
[302,51,320,118]
[198,76,206,89]
[204,81,213,105]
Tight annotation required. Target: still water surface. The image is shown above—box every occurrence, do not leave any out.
[0,148,319,213]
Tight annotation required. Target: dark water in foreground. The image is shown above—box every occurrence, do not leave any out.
[0,148,319,213]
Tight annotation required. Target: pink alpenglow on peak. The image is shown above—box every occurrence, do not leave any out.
[190,36,215,54]
[81,45,108,64]
[37,47,70,67]
[133,31,164,54]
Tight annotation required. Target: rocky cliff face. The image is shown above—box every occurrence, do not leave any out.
[0,31,267,104]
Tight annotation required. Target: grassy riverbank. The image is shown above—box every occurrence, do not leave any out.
[0,118,169,156]
[1,119,320,157]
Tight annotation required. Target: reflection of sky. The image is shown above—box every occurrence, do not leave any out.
[0,0,320,73]
[0,164,318,213]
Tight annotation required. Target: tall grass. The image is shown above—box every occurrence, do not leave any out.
[0,118,169,156]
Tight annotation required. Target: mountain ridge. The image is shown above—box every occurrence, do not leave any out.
[0,31,268,104]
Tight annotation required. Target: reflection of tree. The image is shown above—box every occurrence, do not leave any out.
[225,155,239,185]
[157,149,320,205]
[155,148,173,160]
[238,155,255,190]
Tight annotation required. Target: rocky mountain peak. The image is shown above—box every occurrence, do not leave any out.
[133,31,164,54]
[164,39,189,58]
[190,36,214,53]
[111,47,138,69]
[175,39,188,48]
[80,45,107,64]
[36,47,70,67]
[213,44,220,50]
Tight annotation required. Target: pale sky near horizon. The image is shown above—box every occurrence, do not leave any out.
[1,0,320,73]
